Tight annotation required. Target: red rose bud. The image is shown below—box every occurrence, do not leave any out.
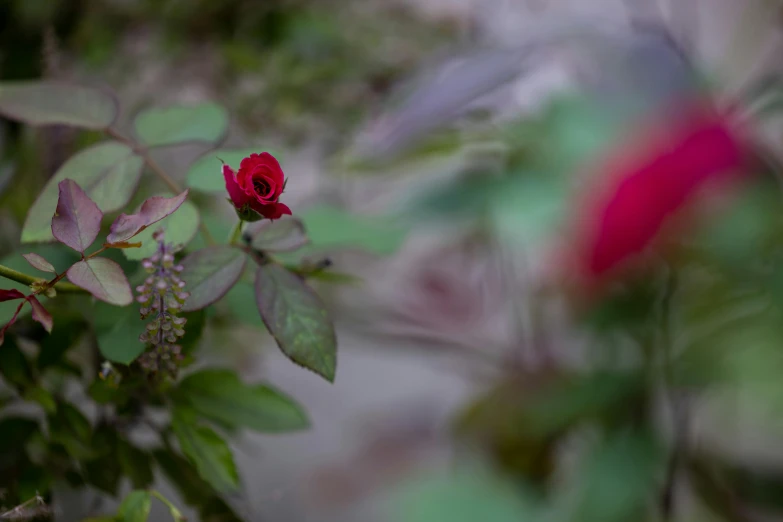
[570,102,749,286]
[223,152,292,221]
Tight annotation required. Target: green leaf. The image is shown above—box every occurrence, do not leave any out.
[22,141,144,243]
[174,369,309,432]
[254,264,337,381]
[0,337,33,388]
[180,246,247,312]
[172,415,239,493]
[118,491,151,522]
[187,148,278,193]
[23,387,56,413]
[299,205,406,255]
[122,199,200,260]
[0,81,118,129]
[134,102,228,147]
[245,217,309,252]
[93,301,145,364]
[48,402,95,459]
[66,257,133,306]
[118,439,154,489]
[395,469,535,522]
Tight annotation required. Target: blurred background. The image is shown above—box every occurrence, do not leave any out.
[3,0,783,521]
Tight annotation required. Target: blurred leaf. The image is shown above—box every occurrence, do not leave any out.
[67,258,133,306]
[117,439,154,490]
[108,190,190,244]
[134,102,228,148]
[187,148,279,193]
[23,387,55,413]
[22,253,55,273]
[245,216,309,252]
[0,81,118,129]
[38,314,87,371]
[118,490,151,522]
[299,205,406,255]
[255,263,337,381]
[0,337,33,388]
[83,426,121,496]
[552,432,661,522]
[179,309,206,356]
[49,402,95,459]
[154,450,242,522]
[51,179,103,253]
[180,246,246,312]
[172,415,239,493]
[121,199,200,260]
[93,301,145,364]
[0,418,39,471]
[395,468,535,522]
[21,141,144,243]
[174,369,308,432]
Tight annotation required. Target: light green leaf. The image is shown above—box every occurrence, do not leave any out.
[22,141,144,243]
[0,81,118,129]
[93,301,145,364]
[255,264,336,381]
[118,490,151,522]
[122,199,199,260]
[172,414,239,493]
[299,205,406,256]
[175,369,309,432]
[395,469,535,522]
[134,102,228,147]
[186,148,279,193]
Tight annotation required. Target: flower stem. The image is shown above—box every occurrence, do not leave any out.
[0,264,85,294]
[228,220,244,245]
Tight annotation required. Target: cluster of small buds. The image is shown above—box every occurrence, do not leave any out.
[135,230,189,377]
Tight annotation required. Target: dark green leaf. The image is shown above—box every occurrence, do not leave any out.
[0,337,33,388]
[0,418,39,471]
[67,258,133,306]
[0,81,118,129]
[172,415,239,493]
[117,439,154,489]
[245,217,309,252]
[179,309,206,356]
[22,141,144,243]
[23,387,56,413]
[254,264,337,381]
[118,490,151,522]
[48,402,95,459]
[175,369,308,432]
[134,102,228,147]
[180,246,247,312]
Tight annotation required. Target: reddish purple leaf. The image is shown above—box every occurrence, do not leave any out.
[66,258,133,306]
[28,296,53,333]
[0,289,25,302]
[107,190,189,244]
[0,301,26,346]
[51,179,103,252]
[22,253,56,273]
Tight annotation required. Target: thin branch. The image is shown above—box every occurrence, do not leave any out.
[0,264,84,294]
[104,127,216,245]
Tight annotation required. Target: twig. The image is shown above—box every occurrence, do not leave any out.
[0,264,84,294]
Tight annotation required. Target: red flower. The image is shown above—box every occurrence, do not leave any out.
[572,102,748,284]
[223,152,292,220]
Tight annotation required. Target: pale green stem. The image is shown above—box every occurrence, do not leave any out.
[0,264,85,294]
[228,219,245,244]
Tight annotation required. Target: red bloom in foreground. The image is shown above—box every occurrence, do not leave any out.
[223,152,292,220]
[572,103,748,284]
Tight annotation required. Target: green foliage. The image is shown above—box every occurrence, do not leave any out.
[255,263,337,381]
[117,491,151,522]
[122,199,200,260]
[180,246,246,311]
[172,413,240,493]
[133,102,228,147]
[173,369,309,432]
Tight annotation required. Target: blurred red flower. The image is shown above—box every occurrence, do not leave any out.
[223,152,292,220]
[572,102,748,284]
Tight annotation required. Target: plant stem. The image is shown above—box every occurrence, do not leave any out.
[0,264,84,294]
[104,126,216,245]
[228,220,244,244]
[148,490,185,522]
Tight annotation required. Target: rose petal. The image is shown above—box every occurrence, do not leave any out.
[224,164,252,208]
